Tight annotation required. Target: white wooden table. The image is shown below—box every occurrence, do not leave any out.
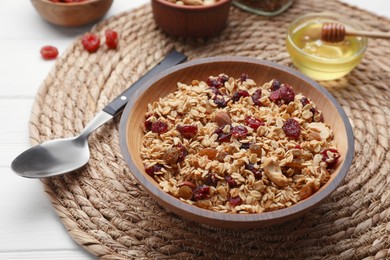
[0,1,388,259]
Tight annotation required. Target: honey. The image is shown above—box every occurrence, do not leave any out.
[286,14,367,81]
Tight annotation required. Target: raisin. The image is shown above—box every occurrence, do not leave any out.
[240,142,251,150]
[207,77,223,88]
[245,116,264,130]
[214,126,231,143]
[175,143,188,162]
[151,121,168,134]
[225,176,238,188]
[321,148,340,169]
[163,147,181,164]
[249,143,262,156]
[210,86,222,96]
[81,33,100,53]
[251,89,262,106]
[144,120,153,131]
[269,85,295,105]
[245,163,263,179]
[228,196,242,207]
[176,124,198,139]
[178,186,193,200]
[40,45,58,60]
[213,96,228,108]
[231,125,248,138]
[270,79,281,91]
[205,173,219,187]
[105,29,118,49]
[232,90,250,102]
[219,74,229,84]
[199,148,218,160]
[192,185,210,201]
[216,151,229,162]
[282,118,301,139]
[144,164,164,177]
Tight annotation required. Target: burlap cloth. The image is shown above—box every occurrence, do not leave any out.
[30,0,390,259]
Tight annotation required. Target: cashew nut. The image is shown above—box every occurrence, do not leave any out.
[263,157,288,188]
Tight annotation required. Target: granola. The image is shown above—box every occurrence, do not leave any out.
[140,74,340,214]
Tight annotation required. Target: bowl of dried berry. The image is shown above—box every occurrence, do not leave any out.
[119,56,354,229]
[30,0,114,27]
[151,0,231,38]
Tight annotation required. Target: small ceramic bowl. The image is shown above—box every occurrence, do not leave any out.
[151,0,231,38]
[30,0,114,27]
[119,56,354,229]
[286,12,368,81]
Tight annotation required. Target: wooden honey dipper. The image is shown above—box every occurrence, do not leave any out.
[321,23,390,42]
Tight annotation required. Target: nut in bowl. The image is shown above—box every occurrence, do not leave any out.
[119,57,354,229]
[151,0,231,38]
[30,0,114,27]
[286,12,368,81]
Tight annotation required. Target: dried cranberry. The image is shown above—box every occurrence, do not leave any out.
[240,73,249,82]
[151,121,168,134]
[207,77,223,88]
[144,120,153,131]
[213,96,228,108]
[192,185,210,201]
[205,173,219,187]
[282,118,301,139]
[176,124,198,139]
[245,116,264,130]
[219,74,229,84]
[300,96,310,107]
[214,126,231,143]
[144,164,164,177]
[232,90,250,102]
[40,45,58,60]
[269,85,295,105]
[270,79,281,91]
[245,163,263,179]
[81,33,100,53]
[251,89,262,106]
[225,176,238,188]
[231,125,248,138]
[210,86,222,96]
[228,196,242,207]
[321,148,340,169]
[105,29,118,49]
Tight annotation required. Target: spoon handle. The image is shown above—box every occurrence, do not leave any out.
[103,50,188,116]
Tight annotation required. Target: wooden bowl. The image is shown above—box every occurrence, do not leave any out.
[151,0,231,38]
[30,0,113,27]
[119,57,354,229]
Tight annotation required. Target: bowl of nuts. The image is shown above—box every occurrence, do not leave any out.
[30,0,114,27]
[119,56,354,228]
[151,0,231,38]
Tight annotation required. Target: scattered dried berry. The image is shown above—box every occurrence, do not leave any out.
[205,173,219,187]
[176,124,198,139]
[239,73,249,82]
[213,96,228,108]
[175,143,188,162]
[232,90,250,102]
[199,148,218,160]
[192,185,210,201]
[81,33,100,53]
[269,84,295,105]
[282,118,301,139]
[270,79,281,91]
[321,148,340,169]
[251,89,262,106]
[240,142,251,150]
[144,164,164,177]
[178,186,193,200]
[214,126,232,143]
[105,29,118,49]
[245,116,264,130]
[151,121,168,134]
[163,147,181,164]
[300,96,310,107]
[225,176,238,188]
[40,45,58,60]
[245,163,263,179]
[228,196,242,207]
[231,125,248,138]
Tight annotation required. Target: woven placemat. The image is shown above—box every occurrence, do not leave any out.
[30,0,390,258]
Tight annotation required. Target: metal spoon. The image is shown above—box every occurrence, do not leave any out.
[11,50,187,178]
